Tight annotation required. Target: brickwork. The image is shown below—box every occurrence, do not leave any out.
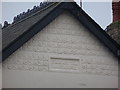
[112,1,120,22]
[3,11,118,76]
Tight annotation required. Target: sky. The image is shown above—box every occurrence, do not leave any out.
[1,1,112,29]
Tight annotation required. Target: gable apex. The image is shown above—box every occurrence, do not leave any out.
[2,2,120,61]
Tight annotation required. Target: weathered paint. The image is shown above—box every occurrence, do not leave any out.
[3,11,118,88]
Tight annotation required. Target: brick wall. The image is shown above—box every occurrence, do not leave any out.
[112,1,120,22]
[3,11,118,88]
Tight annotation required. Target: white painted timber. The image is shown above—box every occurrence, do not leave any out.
[2,11,118,88]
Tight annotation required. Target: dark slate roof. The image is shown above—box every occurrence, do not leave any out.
[2,2,120,61]
[107,20,120,45]
[2,2,59,49]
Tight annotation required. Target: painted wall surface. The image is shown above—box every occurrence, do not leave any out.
[0,64,2,89]
[2,11,118,88]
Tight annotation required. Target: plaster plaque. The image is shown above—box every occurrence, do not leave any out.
[49,57,79,72]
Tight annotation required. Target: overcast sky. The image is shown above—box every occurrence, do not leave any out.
[1,1,112,29]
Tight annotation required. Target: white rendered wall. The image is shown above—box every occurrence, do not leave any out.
[0,64,2,89]
[2,11,118,88]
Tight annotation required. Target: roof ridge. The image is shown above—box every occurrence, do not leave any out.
[2,1,55,29]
